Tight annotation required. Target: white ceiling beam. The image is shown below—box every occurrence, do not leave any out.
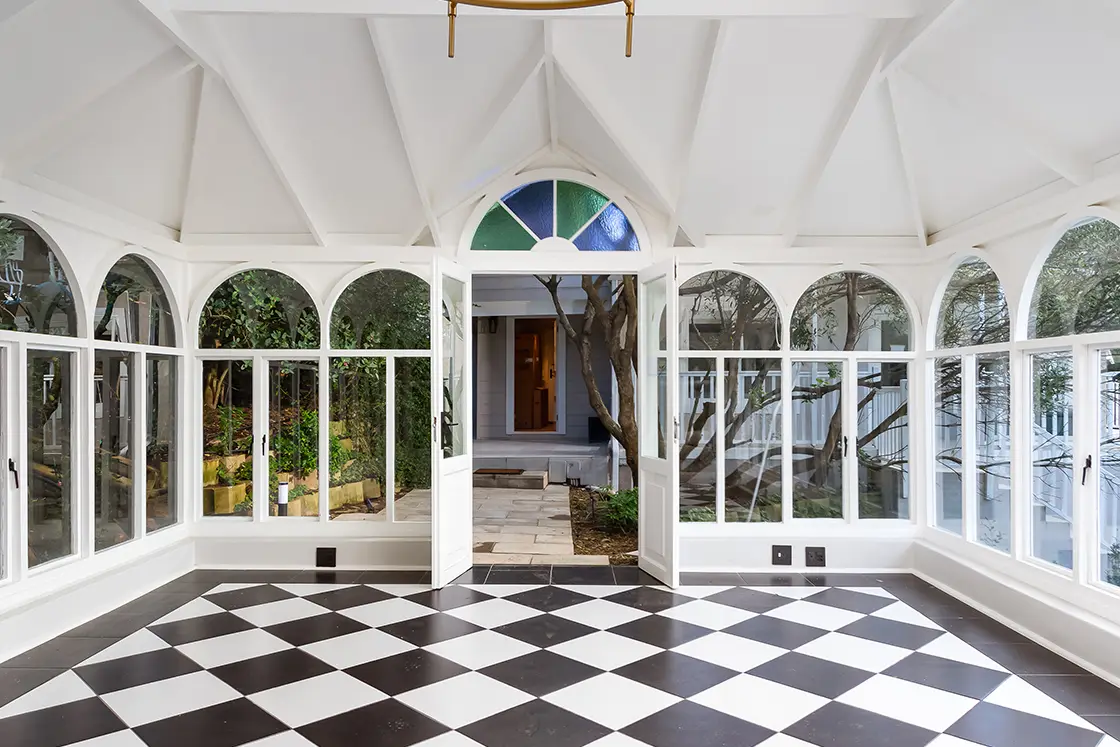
[543,21,559,153]
[171,0,923,18]
[879,0,966,77]
[904,70,1094,186]
[778,20,902,246]
[883,74,927,248]
[200,19,329,246]
[367,18,441,246]
[668,19,727,250]
[179,67,210,236]
[131,0,224,76]
[3,50,198,177]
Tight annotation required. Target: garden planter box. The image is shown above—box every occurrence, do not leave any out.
[362,479,381,499]
[202,454,249,485]
[204,483,248,514]
[329,482,365,510]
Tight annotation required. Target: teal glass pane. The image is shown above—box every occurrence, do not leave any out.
[471,203,537,251]
[573,203,639,252]
[502,181,553,240]
[557,181,609,239]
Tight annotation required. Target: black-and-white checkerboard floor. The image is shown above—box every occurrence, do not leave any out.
[1,574,1119,747]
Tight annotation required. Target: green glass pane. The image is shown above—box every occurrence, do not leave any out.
[557,181,609,239]
[472,203,537,251]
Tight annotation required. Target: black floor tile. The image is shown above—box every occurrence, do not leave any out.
[481,650,601,696]
[785,701,936,747]
[803,587,895,614]
[493,614,597,649]
[947,701,1104,747]
[75,648,201,694]
[182,570,299,584]
[115,592,198,618]
[610,566,664,585]
[461,699,612,747]
[703,587,794,613]
[550,566,615,585]
[679,572,746,585]
[150,611,257,646]
[211,648,335,695]
[609,616,710,649]
[0,668,65,708]
[723,615,828,649]
[0,697,126,747]
[204,584,296,611]
[287,570,369,584]
[603,586,691,612]
[451,566,491,584]
[505,585,594,613]
[62,612,160,638]
[973,643,1088,675]
[345,650,470,696]
[1022,674,1120,715]
[405,586,494,611]
[622,701,774,747]
[2,637,116,669]
[380,613,484,647]
[1087,714,1120,738]
[303,585,394,611]
[748,652,872,699]
[612,651,737,698]
[486,568,553,584]
[937,616,1031,644]
[736,573,813,586]
[358,570,430,584]
[264,612,371,647]
[883,652,1011,699]
[298,697,449,747]
[889,587,983,618]
[804,573,903,587]
[837,616,945,650]
[134,697,287,747]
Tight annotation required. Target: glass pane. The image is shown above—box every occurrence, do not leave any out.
[202,359,252,517]
[147,355,178,532]
[725,358,782,523]
[330,358,386,521]
[199,270,319,349]
[792,361,843,518]
[934,357,963,535]
[94,351,134,551]
[95,254,176,346]
[396,357,433,523]
[976,353,1011,551]
[856,362,909,519]
[442,278,466,458]
[936,258,1009,348]
[642,276,667,459]
[269,361,318,517]
[557,181,609,239]
[1099,350,1120,587]
[331,270,430,350]
[1031,351,1074,569]
[679,359,716,522]
[502,180,554,240]
[573,203,640,252]
[471,203,537,252]
[1030,218,1120,338]
[28,350,72,567]
[791,272,911,352]
[678,271,780,351]
[0,216,77,336]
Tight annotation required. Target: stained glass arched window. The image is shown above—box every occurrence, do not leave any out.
[936,258,1010,349]
[199,270,319,349]
[0,215,77,336]
[95,254,176,346]
[471,180,640,252]
[1029,218,1120,338]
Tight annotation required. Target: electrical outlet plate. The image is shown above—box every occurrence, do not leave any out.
[772,544,792,566]
[316,547,338,568]
[806,546,826,568]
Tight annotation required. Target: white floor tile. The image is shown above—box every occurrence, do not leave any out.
[984,676,1099,731]
[69,731,149,746]
[658,599,756,630]
[101,671,241,727]
[755,735,821,747]
[396,672,534,729]
[461,584,543,598]
[871,601,943,630]
[559,585,636,599]
[0,671,96,718]
[230,598,331,627]
[445,598,542,628]
[844,587,896,599]
[543,672,680,730]
[689,673,829,731]
[273,583,354,597]
[365,584,431,597]
[746,587,823,600]
[584,734,652,747]
[339,597,434,628]
[551,599,649,629]
[762,600,865,631]
[795,632,912,673]
[300,627,415,669]
[918,634,1008,671]
[424,630,538,670]
[80,628,169,666]
[249,671,387,728]
[207,583,264,595]
[549,631,662,671]
[413,732,487,747]
[242,733,318,747]
[836,674,978,731]
[151,597,225,625]
[176,628,292,669]
[672,586,734,599]
[925,735,995,746]
[672,631,786,671]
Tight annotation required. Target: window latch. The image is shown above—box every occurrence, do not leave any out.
[1082,454,1093,485]
[843,436,849,457]
[261,434,267,455]
[8,458,18,489]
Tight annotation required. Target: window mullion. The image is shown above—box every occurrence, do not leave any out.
[1072,345,1092,585]
[961,354,977,544]
[134,351,147,541]
[715,353,726,524]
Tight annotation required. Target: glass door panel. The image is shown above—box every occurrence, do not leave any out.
[146,355,178,532]
[856,361,909,519]
[395,357,432,523]
[268,360,318,517]
[94,350,134,551]
[1098,349,1120,587]
[934,357,963,535]
[725,358,782,523]
[976,353,1011,551]
[679,359,716,522]
[27,350,73,567]
[1030,351,1074,569]
[792,361,843,518]
[329,357,386,521]
[201,359,253,517]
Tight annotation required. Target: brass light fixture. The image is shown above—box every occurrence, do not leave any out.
[447,0,635,58]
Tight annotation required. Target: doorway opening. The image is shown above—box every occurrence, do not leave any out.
[513,318,558,433]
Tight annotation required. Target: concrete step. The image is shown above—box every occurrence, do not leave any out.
[473,470,548,490]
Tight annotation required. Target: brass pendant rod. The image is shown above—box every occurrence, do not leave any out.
[447,0,634,57]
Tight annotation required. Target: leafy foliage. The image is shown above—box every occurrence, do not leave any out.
[199,270,320,349]
[1031,218,1120,338]
[599,487,639,534]
[0,216,77,336]
[937,258,1010,348]
[331,270,430,349]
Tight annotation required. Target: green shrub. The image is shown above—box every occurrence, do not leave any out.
[234,459,254,483]
[600,487,639,534]
[681,506,717,523]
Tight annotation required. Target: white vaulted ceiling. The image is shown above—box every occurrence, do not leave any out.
[1,0,1120,250]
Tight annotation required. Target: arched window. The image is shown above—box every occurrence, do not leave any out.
[331,269,429,349]
[937,258,1010,348]
[792,272,911,352]
[199,269,319,349]
[95,254,176,346]
[471,180,640,252]
[677,271,782,524]
[1030,218,1120,338]
[0,215,77,337]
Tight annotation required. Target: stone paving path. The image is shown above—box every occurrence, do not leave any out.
[473,485,609,565]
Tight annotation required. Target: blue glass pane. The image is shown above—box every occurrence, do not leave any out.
[501,180,553,240]
[572,203,639,252]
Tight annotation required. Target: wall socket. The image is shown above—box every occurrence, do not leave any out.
[806,546,826,567]
[772,545,792,566]
[316,547,338,568]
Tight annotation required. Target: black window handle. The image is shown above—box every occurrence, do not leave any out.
[262,434,267,455]
[1083,455,1093,485]
[8,458,17,489]
[843,436,849,457]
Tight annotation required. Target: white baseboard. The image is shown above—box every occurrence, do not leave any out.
[193,536,431,570]
[681,534,914,572]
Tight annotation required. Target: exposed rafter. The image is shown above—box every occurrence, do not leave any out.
[131,0,223,77]
[778,20,902,246]
[367,19,442,246]
[883,74,927,247]
[879,0,966,77]
[179,67,211,236]
[543,21,559,152]
[3,50,199,177]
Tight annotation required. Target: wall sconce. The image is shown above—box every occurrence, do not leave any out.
[488,317,499,334]
[447,0,635,58]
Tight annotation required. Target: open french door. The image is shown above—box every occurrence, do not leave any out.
[431,257,474,588]
[637,260,680,587]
